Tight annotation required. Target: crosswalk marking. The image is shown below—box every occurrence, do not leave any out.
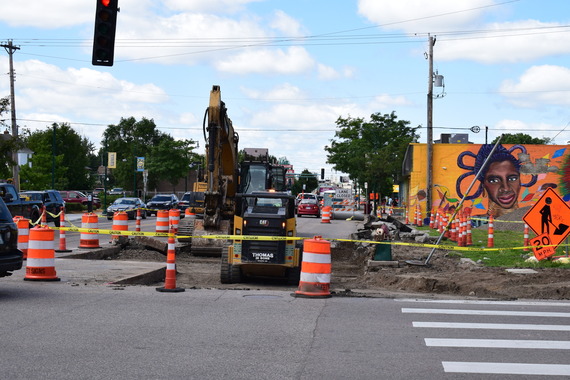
[413,321,570,331]
[402,307,570,318]
[400,299,570,377]
[442,362,570,376]
[397,298,570,307]
[426,338,570,349]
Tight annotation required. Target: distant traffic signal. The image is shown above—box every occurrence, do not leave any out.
[321,168,325,180]
[92,0,119,66]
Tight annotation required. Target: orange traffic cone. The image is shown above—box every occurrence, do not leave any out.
[156,229,185,293]
[13,216,29,259]
[293,236,332,298]
[55,207,71,253]
[136,208,142,232]
[487,215,495,248]
[24,225,60,281]
[523,223,530,251]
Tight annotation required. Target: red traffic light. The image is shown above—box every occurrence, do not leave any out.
[101,0,111,6]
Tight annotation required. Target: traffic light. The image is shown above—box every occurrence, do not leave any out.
[321,168,325,180]
[92,0,119,66]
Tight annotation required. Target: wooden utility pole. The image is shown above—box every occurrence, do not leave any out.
[426,35,435,220]
[1,40,20,191]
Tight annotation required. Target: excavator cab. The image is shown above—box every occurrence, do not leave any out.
[221,192,301,284]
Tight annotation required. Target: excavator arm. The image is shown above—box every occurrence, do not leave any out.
[203,85,239,228]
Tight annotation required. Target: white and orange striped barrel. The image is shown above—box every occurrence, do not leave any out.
[169,209,180,232]
[112,211,129,240]
[294,236,331,298]
[320,206,332,224]
[24,225,59,281]
[13,216,29,259]
[156,210,169,233]
[79,212,101,249]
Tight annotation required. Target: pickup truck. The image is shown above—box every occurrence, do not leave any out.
[0,183,42,223]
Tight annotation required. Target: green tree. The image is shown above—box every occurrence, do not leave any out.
[491,133,552,145]
[21,123,96,190]
[101,117,199,192]
[291,169,318,195]
[146,136,199,192]
[325,111,419,196]
[0,96,21,179]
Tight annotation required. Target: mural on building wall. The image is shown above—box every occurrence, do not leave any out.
[454,144,568,217]
[408,144,570,220]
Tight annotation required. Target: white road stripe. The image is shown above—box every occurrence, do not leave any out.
[402,308,570,318]
[397,299,570,307]
[413,321,570,331]
[426,338,570,349]
[442,362,570,376]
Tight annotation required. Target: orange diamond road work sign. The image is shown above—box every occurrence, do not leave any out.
[523,188,570,250]
[530,233,557,261]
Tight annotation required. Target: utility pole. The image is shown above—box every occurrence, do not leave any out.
[2,40,20,191]
[426,34,435,220]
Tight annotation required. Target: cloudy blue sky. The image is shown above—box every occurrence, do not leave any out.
[0,0,569,180]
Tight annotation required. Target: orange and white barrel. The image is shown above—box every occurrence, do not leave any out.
[13,216,29,259]
[320,206,332,224]
[111,211,129,241]
[169,209,180,232]
[156,210,169,234]
[24,225,60,281]
[294,236,332,298]
[523,223,530,251]
[79,212,101,249]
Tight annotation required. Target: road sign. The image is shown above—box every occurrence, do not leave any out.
[523,188,570,250]
[530,233,557,261]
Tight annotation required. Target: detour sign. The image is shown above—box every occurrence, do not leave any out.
[523,188,570,252]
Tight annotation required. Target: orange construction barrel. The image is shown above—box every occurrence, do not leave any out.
[156,210,169,234]
[13,216,29,259]
[293,236,331,298]
[111,211,129,241]
[24,225,60,281]
[79,212,101,249]
[169,209,180,232]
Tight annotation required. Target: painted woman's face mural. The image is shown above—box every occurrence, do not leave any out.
[483,159,521,211]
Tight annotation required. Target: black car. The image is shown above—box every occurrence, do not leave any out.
[21,190,65,227]
[0,197,23,278]
[178,191,205,214]
[146,194,179,216]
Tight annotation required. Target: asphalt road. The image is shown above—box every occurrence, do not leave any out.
[2,283,570,379]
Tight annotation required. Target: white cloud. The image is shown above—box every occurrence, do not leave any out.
[162,0,263,13]
[317,64,340,80]
[0,1,91,28]
[270,10,306,36]
[214,46,315,74]
[499,65,570,107]
[357,0,495,32]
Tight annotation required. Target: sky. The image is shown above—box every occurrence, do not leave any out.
[0,0,569,182]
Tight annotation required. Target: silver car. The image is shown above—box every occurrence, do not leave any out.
[106,197,146,220]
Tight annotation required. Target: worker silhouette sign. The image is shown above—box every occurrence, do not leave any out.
[539,197,552,235]
[523,188,570,251]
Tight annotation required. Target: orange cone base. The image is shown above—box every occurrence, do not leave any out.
[24,267,60,281]
[78,240,101,249]
[292,282,331,298]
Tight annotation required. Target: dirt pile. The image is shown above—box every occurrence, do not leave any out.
[113,238,570,299]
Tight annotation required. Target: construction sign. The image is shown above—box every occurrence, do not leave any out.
[529,233,557,261]
[523,187,570,252]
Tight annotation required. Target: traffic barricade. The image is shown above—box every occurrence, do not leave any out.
[169,209,180,233]
[156,210,169,233]
[79,212,102,249]
[293,236,331,298]
[13,216,29,259]
[111,211,129,242]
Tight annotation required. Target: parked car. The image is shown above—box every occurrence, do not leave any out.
[93,188,105,196]
[108,188,125,196]
[0,197,23,278]
[0,182,43,222]
[59,190,101,209]
[178,191,205,214]
[296,198,321,218]
[146,194,179,216]
[20,190,65,227]
[106,197,146,220]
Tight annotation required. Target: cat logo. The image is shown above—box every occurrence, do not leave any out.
[259,219,269,226]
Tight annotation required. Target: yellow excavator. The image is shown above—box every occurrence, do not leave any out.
[178,85,301,284]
